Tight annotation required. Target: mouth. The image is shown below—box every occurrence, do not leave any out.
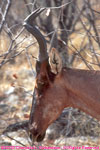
[36,132,46,142]
[30,132,46,142]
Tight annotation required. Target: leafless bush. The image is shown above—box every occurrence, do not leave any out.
[1,0,100,147]
[0,0,100,69]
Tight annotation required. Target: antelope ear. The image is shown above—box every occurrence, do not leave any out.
[49,48,62,74]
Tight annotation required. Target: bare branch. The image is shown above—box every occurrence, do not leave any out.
[0,0,11,33]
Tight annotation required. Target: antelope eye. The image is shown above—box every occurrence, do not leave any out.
[37,80,45,90]
[38,81,45,86]
[39,81,45,85]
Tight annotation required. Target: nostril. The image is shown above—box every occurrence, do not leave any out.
[29,127,39,136]
[33,130,39,136]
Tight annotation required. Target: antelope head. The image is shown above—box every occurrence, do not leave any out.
[24,8,100,143]
[24,8,68,142]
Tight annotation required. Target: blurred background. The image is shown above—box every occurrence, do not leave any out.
[1,0,100,147]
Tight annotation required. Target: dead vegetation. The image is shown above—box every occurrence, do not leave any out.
[1,0,100,147]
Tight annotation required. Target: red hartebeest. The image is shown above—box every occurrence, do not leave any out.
[24,8,100,143]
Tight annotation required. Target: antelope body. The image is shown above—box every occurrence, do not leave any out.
[24,8,100,143]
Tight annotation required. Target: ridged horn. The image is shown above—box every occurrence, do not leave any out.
[23,8,48,62]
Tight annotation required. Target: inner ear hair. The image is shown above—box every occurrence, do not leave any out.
[49,48,62,74]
